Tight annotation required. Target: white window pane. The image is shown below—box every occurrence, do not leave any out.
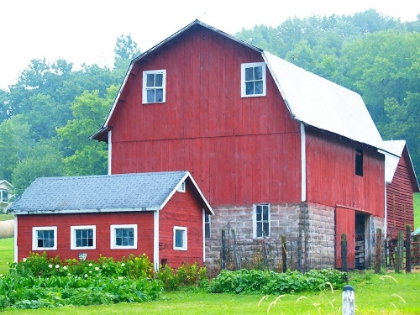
[155,73,163,87]
[175,230,184,248]
[245,67,254,81]
[146,73,155,87]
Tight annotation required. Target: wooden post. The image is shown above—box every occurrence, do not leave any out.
[281,235,287,272]
[231,229,241,270]
[406,225,411,273]
[341,234,348,272]
[221,229,226,270]
[396,230,404,273]
[342,285,355,315]
[375,229,382,273]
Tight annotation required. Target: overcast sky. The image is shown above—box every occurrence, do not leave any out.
[1,0,419,90]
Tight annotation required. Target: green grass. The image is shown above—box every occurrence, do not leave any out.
[414,192,420,230]
[1,273,420,314]
[0,213,13,221]
[0,237,13,275]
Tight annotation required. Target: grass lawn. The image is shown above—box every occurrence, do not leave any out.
[414,192,420,229]
[0,213,13,221]
[0,237,13,275]
[1,272,420,314]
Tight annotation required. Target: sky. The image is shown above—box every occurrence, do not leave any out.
[1,0,419,90]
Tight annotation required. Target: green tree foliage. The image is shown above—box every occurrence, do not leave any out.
[57,86,118,176]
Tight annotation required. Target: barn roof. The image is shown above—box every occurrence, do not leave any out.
[383,140,419,191]
[8,171,213,215]
[92,19,385,151]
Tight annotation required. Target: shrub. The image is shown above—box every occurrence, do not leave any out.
[208,269,347,295]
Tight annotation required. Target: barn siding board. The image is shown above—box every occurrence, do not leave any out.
[387,153,415,239]
[306,128,384,216]
[335,206,356,269]
[159,189,204,266]
[17,212,155,262]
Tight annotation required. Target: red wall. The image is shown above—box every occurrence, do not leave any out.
[306,127,385,217]
[17,212,154,262]
[387,149,415,238]
[159,188,204,267]
[109,25,301,206]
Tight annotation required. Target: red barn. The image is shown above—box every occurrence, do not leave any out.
[92,20,401,270]
[384,140,419,239]
[9,171,213,269]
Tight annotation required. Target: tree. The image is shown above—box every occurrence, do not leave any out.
[57,86,118,176]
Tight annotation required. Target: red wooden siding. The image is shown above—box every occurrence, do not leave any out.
[159,187,204,267]
[335,206,356,269]
[306,127,385,217]
[387,150,415,239]
[17,212,154,262]
[109,25,301,206]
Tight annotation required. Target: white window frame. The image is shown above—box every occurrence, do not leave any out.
[110,224,138,249]
[173,226,187,251]
[253,204,270,238]
[70,225,96,250]
[241,62,266,98]
[0,190,9,202]
[142,69,166,104]
[32,226,57,250]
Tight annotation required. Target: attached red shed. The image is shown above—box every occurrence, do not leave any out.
[384,140,419,239]
[8,171,213,269]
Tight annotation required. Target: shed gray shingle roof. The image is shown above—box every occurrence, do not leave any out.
[9,171,212,214]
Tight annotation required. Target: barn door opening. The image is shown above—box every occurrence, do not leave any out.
[355,213,368,269]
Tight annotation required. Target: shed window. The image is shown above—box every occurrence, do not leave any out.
[71,225,96,249]
[32,226,57,250]
[110,224,138,249]
[253,204,270,238]
[355,149,364,176]
[173,226,187,250]
[241,62,266,97]
[142,70,166,104]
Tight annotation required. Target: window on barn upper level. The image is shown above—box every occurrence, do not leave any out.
[32,226,57,250]
[241,62,266,97]
[355,149,364,176]
[142,70,166,104]
[253,204,270,238]
[110,224,138,249]
[71,225,96,250]
[173,226,187,250]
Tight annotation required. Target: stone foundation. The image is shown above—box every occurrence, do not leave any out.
[204,202,384,273]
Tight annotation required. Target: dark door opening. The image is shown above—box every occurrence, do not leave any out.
[355,213,367,269]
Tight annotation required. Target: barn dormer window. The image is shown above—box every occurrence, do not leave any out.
[241,62,266,97]
[142,70,166,104]
[355,149,364,176]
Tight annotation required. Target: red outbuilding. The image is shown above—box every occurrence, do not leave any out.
[87,20,415,271]
[9,171,213,269]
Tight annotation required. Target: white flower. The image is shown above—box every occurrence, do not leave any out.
[118,276,123,280]
[23,258,27,262]
[95,267,99,271]
[55,264,60,269]
[89,263,93,267]
[67,273,71,276]
[48,264,52,268]
[84,274,88,278]
[121,263,125,267]
[89,270,92,274]
[63,266,68,270]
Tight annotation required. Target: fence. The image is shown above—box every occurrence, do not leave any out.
[208,225,420,273]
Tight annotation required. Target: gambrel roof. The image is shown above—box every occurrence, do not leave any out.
[92,20,385,151]
[9,171,213,215]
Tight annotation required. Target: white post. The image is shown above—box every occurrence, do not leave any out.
[342,285,355,315]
